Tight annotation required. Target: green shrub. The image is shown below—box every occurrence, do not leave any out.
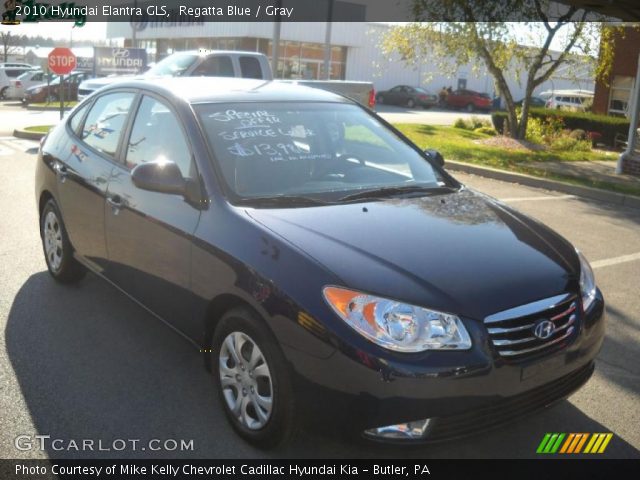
[569,129,587,140]
[453,118,470,129]
[525,115,564,145]
[470,116,491,129]
[474,126,497,136]
[550,136,592,152]
[491,108,630,146]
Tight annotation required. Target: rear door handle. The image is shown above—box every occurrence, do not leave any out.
[54,163,68,182]
[107,195,123,214]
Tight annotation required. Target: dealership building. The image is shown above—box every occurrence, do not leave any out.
[106,21,593,100]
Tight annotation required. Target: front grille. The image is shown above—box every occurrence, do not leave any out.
[427,362,594,442]
[484,293,579,361]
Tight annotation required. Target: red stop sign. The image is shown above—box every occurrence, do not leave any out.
[48,47,77,75]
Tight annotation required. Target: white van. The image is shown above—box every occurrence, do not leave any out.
[540,90,594,112]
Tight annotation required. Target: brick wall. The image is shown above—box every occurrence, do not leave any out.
[593,27,640,115]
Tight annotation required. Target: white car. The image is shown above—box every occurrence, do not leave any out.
[540,90,594,112]
[0,66,36,99]
[5,70,47,100]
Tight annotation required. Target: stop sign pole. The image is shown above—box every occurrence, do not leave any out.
[48,48,77,120]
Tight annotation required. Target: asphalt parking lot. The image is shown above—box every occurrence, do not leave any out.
[0,129,638,459]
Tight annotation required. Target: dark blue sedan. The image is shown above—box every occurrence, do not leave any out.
[35,78,605,447]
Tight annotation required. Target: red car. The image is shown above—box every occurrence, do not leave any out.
[446,89,492,112]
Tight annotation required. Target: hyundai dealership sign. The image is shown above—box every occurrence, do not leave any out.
[94,47,147,75]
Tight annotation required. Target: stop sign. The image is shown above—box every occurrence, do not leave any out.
[48,47,77,75]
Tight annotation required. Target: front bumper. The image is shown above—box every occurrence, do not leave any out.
[286,291,605,440]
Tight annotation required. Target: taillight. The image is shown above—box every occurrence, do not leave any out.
[15,81,22,88]
[418,94,427,100]
[368,88,376,109]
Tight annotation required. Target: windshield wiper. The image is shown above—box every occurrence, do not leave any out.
[238,194,330,207]
[338,185,457,202]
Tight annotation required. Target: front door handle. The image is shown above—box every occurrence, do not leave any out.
[107,195,123,214]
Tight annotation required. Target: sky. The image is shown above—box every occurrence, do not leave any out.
[0,22,107,43]
[2,21,598,54]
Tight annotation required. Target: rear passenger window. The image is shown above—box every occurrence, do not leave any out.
[239,56,263,79]
[125,96,193,177]
[81,92,135,158]
[68,102,91,135]
[6,69,25,78]
[192,56,234,77]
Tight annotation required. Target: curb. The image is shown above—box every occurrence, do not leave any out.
[446,160,640,210]
[13,128,47,141]
[25,105,72,111]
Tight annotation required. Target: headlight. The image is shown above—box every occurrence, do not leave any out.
[577,250,596,311]
[323,286,471,352]
[32,88,43,94]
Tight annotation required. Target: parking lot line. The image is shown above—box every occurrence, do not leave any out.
[591,252,640,269]
[499,195,577,202]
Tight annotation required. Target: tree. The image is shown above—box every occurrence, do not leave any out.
[1,30,23,63]
[380,0,607,139]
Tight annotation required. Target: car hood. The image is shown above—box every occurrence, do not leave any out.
[79,75,140,90]
[25,84,47,93]
[246,189,579,321]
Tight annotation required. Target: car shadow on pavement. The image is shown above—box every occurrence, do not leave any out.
[5,272,640,459]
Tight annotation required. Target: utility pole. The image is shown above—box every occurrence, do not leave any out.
[271,0,282,77]
[617,53,640,175]
[323,0,335,80]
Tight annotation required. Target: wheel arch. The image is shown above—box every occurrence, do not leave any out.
[203,293,272,372]
[38,190,55,233]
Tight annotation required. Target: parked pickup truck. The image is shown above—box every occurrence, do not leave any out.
[77,50,375,109]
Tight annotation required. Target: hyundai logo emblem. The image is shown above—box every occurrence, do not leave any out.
[533,320,555,340]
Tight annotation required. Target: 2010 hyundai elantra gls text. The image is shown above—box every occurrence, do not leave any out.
[35,78,605,448]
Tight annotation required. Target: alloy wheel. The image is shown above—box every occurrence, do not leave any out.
[43,211,63,272]
[219,331,273,430]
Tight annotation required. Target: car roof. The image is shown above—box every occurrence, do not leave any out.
[171,49,266,57]
[100,77,351,105]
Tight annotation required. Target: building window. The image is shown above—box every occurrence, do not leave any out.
[609,76,635,117]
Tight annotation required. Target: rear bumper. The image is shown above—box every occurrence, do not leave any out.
[285,291,605,439]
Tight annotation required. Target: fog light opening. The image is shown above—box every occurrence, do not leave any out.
[363,419,432,441]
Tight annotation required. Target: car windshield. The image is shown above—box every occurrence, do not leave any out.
[18,71,38,81]
[196,102,454,205]
[146,54,198,77]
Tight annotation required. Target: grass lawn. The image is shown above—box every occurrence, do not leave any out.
[393,124,640,197]
[28,101,78,108]
[395,124,617,167]
[23,125,52,133]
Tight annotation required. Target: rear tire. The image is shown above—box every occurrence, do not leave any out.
[407,98,416,108]
[377,95,384,104]
[0,87,7,100]
[211,307,296,448]
[40,199,86,284]
[466,103,475,112]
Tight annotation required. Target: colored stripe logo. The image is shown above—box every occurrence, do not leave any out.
[537,433,613,454]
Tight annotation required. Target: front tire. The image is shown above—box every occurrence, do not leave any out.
[407,98,416,108]
[377,95,384,104]
[211,307,296,448]
[40,199,85,283]
[466,103,475,112]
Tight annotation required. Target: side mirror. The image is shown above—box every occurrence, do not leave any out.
[131,160,186,196]
[424,149,445,167]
